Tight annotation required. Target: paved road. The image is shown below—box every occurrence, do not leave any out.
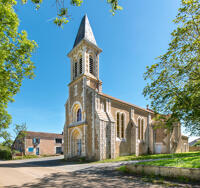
[0,156,199,187]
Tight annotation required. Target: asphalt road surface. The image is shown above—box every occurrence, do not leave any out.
[0,156,199,187]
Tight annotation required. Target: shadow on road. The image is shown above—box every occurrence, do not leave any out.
[0,158,88,168]
[3,162,200,188]
[7,166,155,188]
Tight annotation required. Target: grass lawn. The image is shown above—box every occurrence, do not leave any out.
[0,145,11,151]
[14,155,39,160]
[95,151,200,163]
[14,154,59,160]
[136,156,200,168]
[117,165,200,185]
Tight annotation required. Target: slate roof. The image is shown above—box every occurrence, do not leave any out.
[25,131,63,139]
[99,93,154,114]
[189,138,200,146]
[73,14,97,48]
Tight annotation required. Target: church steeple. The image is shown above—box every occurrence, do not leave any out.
[68,15,102,92]
[73,14,97,48]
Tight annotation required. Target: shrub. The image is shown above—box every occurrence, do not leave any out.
[0,149,12,160]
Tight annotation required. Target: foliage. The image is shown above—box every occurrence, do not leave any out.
[0,144,12,160]
[14,154,39,160]
[194,140,200,146]
[13,123,27,153]
[13,123,27,137]
[0,143,10,151]
[0,149,12,160]
[137,156,200,168]
[0,0,37,132]
[95,151,200,163]
[143,0,200,136]
[21,0,123,27]
[117,165,131,173]
[0,131,13,148]
[1,139,13,148]
[14,154,58,160]
[13,123,27,143]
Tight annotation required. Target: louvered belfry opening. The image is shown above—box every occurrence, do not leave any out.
[89,55,93,75]
[79,58,82,74]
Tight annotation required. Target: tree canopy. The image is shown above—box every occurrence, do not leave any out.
[0,0,37,132]
[23,0,122,26]
[0,131,13,148]
[13,123,27,141]
[0,0,122,135]
[143,0,200,136]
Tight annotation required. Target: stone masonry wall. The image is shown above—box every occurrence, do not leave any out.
[25,138,62,155]
[109,99,150,157]
[85,88,93,159]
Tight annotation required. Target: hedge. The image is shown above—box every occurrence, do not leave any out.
[0,149,12,160]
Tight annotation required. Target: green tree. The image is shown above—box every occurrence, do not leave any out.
[13,123,27,154]
[14,123,27,139]
[143,0,200,136]
[194,140,200,146]
[0,131,13,148]
[22,0,122,26]
[0,0,37,132]
[0,0,121,136]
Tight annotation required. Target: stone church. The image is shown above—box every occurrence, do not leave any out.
[63,15,189,160]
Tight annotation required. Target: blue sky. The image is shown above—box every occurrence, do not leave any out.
[6,0,197,141]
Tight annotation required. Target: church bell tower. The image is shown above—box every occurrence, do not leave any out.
[68,14,102,91]
[64,15,103,159]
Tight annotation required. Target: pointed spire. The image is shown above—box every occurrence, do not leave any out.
[73,14,97,48]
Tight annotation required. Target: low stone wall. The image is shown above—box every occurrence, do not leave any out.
[189,146,200,152]
[126,164,200,180]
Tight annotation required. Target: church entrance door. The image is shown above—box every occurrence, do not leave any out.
[77,139,82,156]
[71,129,82,157]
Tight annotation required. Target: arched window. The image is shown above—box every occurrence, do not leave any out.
[89,55,93,75]
[77,109,82,122]
[117,113,120,138]
[121,114,124,138]
[138,118,141,140]
[74,62,77,78]
[141,119,144,140]
[79,58,82,74]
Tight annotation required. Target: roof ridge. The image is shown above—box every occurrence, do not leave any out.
[25,131,62,135]
[100,92,154,114]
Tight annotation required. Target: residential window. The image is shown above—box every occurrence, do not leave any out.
[56,147,62,154]
[121,114,125,138]
[117,113,120,138]
[33,138,40,145]
[79,58,82,74]
[89,55,93,74]
[55,138,62,144]
[77,108,82,122]
[28,147,34,152]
